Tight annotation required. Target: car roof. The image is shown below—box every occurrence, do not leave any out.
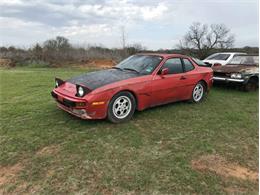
[234,54,259,57]
[136,53,189,58]
[210,52,247,55]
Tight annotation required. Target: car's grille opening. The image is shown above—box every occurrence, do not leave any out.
[51,91,76,107]
[57,98,76,107]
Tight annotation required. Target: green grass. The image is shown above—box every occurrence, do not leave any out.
[0,67,258,194]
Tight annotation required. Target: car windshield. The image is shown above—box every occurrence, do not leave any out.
[205,53,230,60]
[228,56,259,66]
[116,55,163,75]
[192,58,207,66]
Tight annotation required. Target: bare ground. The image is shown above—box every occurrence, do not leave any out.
[36,145,60,156]
[0,145,60,194]
[191,154,258,182]
[0,163,23,186]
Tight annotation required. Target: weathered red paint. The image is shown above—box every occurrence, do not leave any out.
[52,53,213,120]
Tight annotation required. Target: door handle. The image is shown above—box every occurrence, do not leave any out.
[180,76,186,80]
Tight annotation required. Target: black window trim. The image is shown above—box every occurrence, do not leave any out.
[158,57,185,75]
[181,58,195,72]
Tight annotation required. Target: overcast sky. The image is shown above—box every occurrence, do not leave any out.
[0,0,258,49]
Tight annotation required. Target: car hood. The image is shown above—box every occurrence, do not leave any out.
[67,68,139,90]
[213,64,258,74]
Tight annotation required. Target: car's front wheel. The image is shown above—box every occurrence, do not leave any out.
[107,91,136,123]
[191,81,206,103]
[243,78,258,92]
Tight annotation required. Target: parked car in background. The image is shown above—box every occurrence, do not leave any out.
[51,53,213,123]
[213,54,259,91]
[203,52,246,67]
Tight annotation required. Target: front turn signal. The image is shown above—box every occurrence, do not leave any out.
[92,101,105,106]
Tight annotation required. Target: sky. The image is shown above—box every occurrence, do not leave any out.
[0,0,258,50]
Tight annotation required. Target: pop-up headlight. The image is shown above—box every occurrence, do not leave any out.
[55,78,65,88]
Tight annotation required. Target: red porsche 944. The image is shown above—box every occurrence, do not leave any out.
[51,53,213,123]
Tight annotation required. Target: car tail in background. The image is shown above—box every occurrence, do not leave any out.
[203,52,247,67]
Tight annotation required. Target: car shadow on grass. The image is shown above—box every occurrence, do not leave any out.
[56,98,201,126]
[53,101,185,127]
[51,84,258,127]
[133,100,189,118]
[213,83,254,92]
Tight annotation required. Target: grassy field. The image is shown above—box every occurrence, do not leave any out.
[0,67,258,194]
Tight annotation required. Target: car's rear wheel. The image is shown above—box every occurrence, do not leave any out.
[191,81,206,103]
[107,91,136,123]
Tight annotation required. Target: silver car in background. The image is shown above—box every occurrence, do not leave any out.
[203,52,246,67]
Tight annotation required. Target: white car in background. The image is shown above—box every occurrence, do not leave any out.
[203,52,247,67]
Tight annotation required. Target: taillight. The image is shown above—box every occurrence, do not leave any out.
[213,63,222,67]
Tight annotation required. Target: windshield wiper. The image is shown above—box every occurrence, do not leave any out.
[112,67,123,71]
[123,68,140,74]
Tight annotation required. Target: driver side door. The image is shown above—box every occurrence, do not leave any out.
[150,58,187,106]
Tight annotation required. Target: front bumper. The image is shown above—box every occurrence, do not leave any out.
[213,76,245,83]
[51,91,93,119]
[57,103,92,119]
[51,90,108,120]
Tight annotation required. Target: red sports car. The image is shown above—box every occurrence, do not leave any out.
[51,53,213,123]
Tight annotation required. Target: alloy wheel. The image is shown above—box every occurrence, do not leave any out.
[193,83,204,102]
[112,96,132,119]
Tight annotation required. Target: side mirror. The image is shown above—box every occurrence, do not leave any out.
[213,63,222,67]
[161,68,169,77]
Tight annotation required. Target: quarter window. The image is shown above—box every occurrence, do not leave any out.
[161,58,183,74]
[183,59,194,72]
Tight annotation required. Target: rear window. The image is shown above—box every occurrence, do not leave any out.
[183,59,194,72]
[206,54,230,60]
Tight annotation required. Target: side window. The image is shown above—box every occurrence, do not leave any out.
[161,58,183,74]
[183,59,195,72]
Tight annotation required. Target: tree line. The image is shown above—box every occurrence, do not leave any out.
[0,22,258,67]
[0,36,146,66]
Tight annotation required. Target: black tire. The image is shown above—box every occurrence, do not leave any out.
[190,81,206,103]
[107,91,136,123]
[243,78,258,92]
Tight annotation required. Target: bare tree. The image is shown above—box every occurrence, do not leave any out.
[42,36,72,62]
[178,22,235,59]
[126,43,146,55]
[31,43,43,60]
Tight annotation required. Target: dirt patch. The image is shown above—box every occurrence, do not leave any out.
[0,163,23,186]
[36,145,60,156]
[223,186,248,194]
[80,59,116,68]
[0,58,15,67]
[191,154,258,182]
